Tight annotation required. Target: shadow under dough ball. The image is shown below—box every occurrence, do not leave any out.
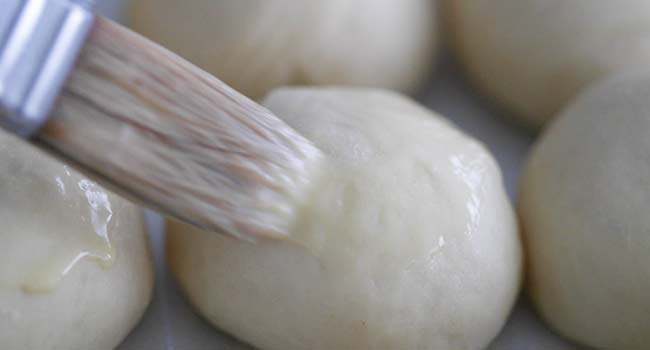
[447,0,650,128]
[0,133,154,350]
[129,0,439,98]
[168,88,522,350]
[519,71,650,349]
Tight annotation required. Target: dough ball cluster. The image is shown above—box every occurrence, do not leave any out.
[449,1,650,349]
[129,0,439,98]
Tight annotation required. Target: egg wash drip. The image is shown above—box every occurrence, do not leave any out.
[0,140,116,293]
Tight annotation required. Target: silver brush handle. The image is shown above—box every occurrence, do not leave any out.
[0,0,95,137]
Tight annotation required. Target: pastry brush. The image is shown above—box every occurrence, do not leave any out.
[0,0,322,241]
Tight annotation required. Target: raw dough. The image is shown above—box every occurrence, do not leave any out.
[168,88,522,350]
[0,132,154,349]
[447,0,650,127]
[520,71,650,349]
[129,0,439,98]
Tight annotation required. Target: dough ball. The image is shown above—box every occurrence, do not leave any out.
[0,132,154,349]
[447,0,650,127]
[519,72,650,349]
[168,88,522,350]
[129,0,439,98]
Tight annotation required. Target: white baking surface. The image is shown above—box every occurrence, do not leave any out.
[97,1,583,349]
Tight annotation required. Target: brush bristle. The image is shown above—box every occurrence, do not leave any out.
[38,17,323,241]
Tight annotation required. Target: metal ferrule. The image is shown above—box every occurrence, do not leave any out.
[0,0,95,137]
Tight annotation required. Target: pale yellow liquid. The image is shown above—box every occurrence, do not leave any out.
[0,135,116,293]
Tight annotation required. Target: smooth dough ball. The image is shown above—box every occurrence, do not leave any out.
[0,132,154,349]
[129,0,439,98]
[519,72,650,349]
[168,88,522,350]
[447,0,650,127]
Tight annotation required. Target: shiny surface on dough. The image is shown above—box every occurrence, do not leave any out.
[0,132,116,292]
[0,131,154,349]
[169,88,522,350]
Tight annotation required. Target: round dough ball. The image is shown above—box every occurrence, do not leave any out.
[168,88,522,350]
[519,72,650,349]
[0,132,154,349]
[130,0,439,98]
[447,0,650,127]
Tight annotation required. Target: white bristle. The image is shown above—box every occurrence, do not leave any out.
[36,17,323,241]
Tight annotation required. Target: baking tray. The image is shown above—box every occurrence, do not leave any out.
[96,1,582,349]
